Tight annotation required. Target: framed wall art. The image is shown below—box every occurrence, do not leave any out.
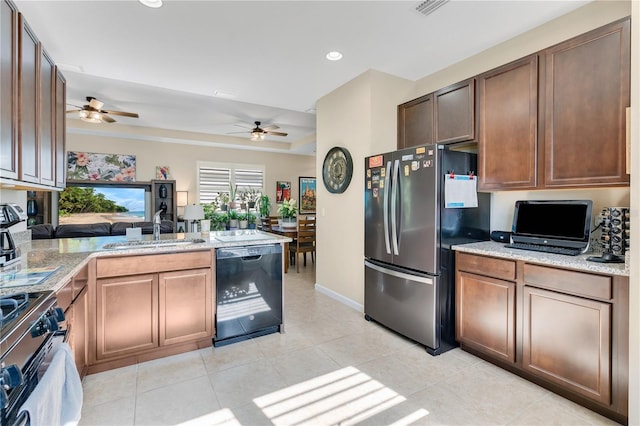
[299,177,316,214]
[67,152,136,182]
[276,181,291,203]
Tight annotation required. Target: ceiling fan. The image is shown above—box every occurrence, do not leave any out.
[66,97,139,124]
[230,121,288,141]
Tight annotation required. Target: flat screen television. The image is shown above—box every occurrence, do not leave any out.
[510,200,593,251]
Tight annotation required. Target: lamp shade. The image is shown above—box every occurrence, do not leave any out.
[183,204,204,221]
[176,191,188,207]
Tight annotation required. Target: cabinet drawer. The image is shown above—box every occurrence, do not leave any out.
[456,252,516,281]
[523,264,612,300]
[97,251,212,278]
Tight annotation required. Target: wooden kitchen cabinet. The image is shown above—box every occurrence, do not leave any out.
[159,268,213,346]
[541,18,630,188]
[18,13,40,184]
[456,253,516,363]
[434,78,475,144]
[0,0,18,180]
[96,273,159,360]
[397,94,433,149]
[523,285,611,404]
[454,250,629,423]
[1,1,65,189]
[91,251,214,367]
[38,47,55,186]
[54,67,66,188]
[56,263,89,378]
[478,55,538,190]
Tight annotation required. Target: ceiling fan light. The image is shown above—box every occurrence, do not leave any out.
[80,111,102,123]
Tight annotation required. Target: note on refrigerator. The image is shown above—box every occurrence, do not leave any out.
[444,174,478,208]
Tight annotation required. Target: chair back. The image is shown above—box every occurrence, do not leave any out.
[296,218,316,248]
[261,216,279,231]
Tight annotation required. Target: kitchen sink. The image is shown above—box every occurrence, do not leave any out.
[102,238,206,250]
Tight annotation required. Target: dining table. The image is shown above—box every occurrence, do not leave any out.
[269,225,297,273]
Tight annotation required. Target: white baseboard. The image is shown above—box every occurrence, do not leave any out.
[314,283,363,313]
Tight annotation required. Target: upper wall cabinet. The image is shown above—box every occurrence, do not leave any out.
[434,78,476,145]
[18,14,40,184]
[397,94,433,149]
[0,0,18,180]
[540,18,630,188]
[478,55,539,191]
[0,1,65,190]
[398,78,476,149]
[54,68,66,188]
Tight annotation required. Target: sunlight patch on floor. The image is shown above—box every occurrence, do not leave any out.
[253,366,412,425]
[176,408,242,426]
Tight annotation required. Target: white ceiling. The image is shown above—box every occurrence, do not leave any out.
[14,0,590,155]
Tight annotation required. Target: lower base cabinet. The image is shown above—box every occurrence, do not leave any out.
[455,251,628,423]
[91,251,214,366]
[523,286,611,405]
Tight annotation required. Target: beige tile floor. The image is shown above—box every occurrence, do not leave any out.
[79,266,619,426]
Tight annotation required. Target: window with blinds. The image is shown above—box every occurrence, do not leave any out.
[197,162,264,204]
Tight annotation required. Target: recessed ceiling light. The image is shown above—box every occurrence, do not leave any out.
[326,51,343,61]
[139,0,162,8]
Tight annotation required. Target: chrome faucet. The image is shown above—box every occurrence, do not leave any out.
[153,209,163,240]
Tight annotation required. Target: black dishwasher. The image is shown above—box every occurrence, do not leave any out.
[214,244,283,347]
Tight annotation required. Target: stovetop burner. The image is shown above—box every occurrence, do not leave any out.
[0,292,29,328]
[0,291,54,358]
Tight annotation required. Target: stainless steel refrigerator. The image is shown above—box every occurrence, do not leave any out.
[364,144,490,355]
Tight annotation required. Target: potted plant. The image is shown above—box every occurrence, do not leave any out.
[228,209,239,228]
[278,199,297,228]
[245,187,260,209]
[258,194,271,218]
[211,211,228,231]
[248,212,257,229]
[228,184,238,209]
[238,212,248,229]
[218,192,230,211]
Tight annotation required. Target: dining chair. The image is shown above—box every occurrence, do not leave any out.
[289,218,316,273]
[260,216,279,231]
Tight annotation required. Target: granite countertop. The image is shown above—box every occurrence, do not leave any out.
[452,241,628,277]
[0,230,291,296]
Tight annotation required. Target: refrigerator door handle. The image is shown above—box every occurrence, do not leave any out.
[391,159,400,255]
[365,260,434,285]
[383,160,392,254]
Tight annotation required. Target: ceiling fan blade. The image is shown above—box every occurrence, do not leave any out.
[227,131,250,135]
[101,110,139,118]
[265,131,288,137]
[88,97,104,110]
[262,124,280,131]
[234,123,254,129]
[101,114,116,123]
[66,109,81,113]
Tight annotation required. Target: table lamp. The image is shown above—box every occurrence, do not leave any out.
[183,204,204,232]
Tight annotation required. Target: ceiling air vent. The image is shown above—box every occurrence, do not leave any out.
[415,0,449,16]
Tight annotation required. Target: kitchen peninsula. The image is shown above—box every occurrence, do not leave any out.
[1,230,291,375]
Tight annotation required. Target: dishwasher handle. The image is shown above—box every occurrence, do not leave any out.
[241,255,263,262]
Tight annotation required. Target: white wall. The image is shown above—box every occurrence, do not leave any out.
[316,70,413,306]
[65,131,315,213]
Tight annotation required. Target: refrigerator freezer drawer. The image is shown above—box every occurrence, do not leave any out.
[364,260,437,349]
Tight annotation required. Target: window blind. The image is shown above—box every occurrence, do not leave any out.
[198,163,264,204]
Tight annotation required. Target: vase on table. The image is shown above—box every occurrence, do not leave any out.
[282,217,297,228]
